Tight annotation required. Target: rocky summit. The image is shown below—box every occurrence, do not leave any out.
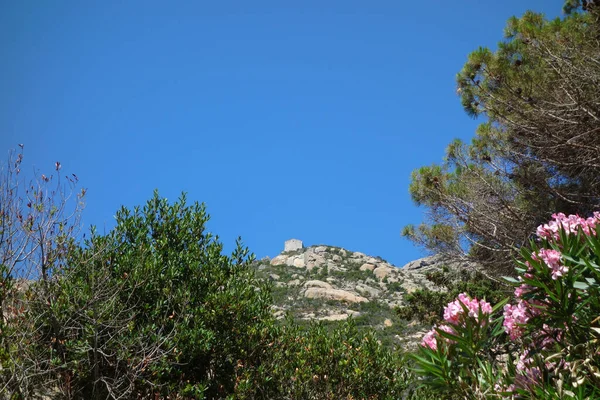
[254,239,471,349]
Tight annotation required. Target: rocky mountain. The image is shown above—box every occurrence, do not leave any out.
[254,239,472,349]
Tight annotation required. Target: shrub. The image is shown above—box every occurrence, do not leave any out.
[28,192,275,399]
[236,318,435,400]
[19,191,430,400]
[0,146,85,398]
[397,269,507,326]
[413,212,600,399]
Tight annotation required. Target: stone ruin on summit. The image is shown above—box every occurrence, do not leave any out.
[284,239,303,252]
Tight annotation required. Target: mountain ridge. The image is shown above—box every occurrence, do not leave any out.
[254,239,475,348]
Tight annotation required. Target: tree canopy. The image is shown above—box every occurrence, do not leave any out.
[404,5,600,273]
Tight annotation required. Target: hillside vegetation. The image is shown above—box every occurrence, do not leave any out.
[0,153,432,399]
[2,1,600,398]
[254,244,482,349]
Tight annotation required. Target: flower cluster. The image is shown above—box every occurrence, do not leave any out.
[443,292,492,325]
[501,212,597,391]
[503,300,532,340]
[414,212,600,398]
[420,293,492,350]
[513,283,531,298]
[535,248,567,280]
[512,337,570,392]
[536,212,600,240]
[420,324,455,351]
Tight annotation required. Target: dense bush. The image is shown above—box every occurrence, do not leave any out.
[2,184,431,399]
[397,268,507,326]
[236,318,434,400]
[413,212,600,399]
[27,192,276,399]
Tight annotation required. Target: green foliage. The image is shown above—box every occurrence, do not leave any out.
[235,318,434,400]
[28,192,275,398]
[385,280,405,293]
[411,300,508,399]
[330,267,373,282]
[4,190,431,399]
[563,0,600,14]
[412,212,600,399]
[397,268,508,325]
[405,4,600,274]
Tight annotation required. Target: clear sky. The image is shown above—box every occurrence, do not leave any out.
[0,1,562,267]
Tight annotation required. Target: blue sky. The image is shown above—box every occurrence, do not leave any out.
[0,1,561,267]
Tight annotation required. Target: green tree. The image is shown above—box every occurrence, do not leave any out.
[30,192,275,399]
[404,5,600,274]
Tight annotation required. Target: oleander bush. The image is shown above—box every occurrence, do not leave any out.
[413,212,600,399]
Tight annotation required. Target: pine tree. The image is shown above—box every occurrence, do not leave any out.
[404,5,600,274]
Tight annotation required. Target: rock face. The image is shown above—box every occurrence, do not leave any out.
[305,287,368,303]
[359,263,376,272]
[304,280,332,289]
[255,241,474,349]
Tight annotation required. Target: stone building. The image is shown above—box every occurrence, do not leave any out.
[284,239,303,252]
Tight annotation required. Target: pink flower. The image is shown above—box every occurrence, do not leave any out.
[420,329,438,350]
[536,248,567,280]
[443,293,492,326]
[537,324,564,349]
[494,383,516,399]
[503,300,531,340]
[514,284,531,298]
[514,350,543,390]
[420,324,456,350]
[443,299,463,325]
[536,212,600,240]
[516,350,532,373]
[437,324,456,339]
[478,299,493,315]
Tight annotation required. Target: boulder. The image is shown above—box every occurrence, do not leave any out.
[269,273,280,281]
[293,257,305,268]
[305,252,326,270]
[373,266,394,280]
[313,246,328,254]
[365,257,381,265]
[359,263,376,272]
[355,283,381,298]
[304,288,368,303]
[304,280,332,289]
[285,254,305,268]
[328,264,347,272]
[270,255,288,266]
[273,310,285,319]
